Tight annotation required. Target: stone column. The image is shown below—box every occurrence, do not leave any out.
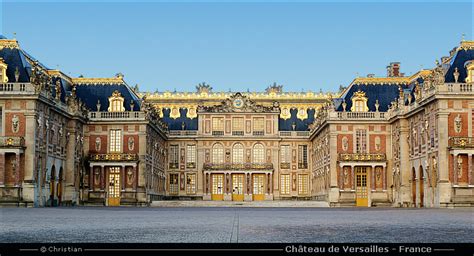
[0,153,4,185]
[121,165,126,191]
[371,165,375,191]
[436,111,450,205]
[453,154,458,185]
[399,119,411,206]
[382,166,387,190]
[100,166,105,190]
[15,152,20,186]
[468,154,472,185]
[89,165,93,191]
[135,165,138,191]
[339,165,344,190]
[351,165,355,190]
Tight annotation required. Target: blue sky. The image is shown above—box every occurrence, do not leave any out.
[1,1,472,93]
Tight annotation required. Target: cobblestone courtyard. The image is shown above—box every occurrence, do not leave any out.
[0,207,472,243]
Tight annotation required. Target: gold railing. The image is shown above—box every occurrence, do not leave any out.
[89,153,138,161]
[449,137,474,148]
[203,162,273,170]
[0,136,25,147]
[338,153,386,161]
[280,162,290,169]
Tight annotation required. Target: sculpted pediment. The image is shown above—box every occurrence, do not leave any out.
[197,92,280,113]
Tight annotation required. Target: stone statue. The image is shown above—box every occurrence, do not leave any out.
[453,67,459,83]
[375,99,380,112]
[55,79,62,101]
[14,66,20,82]
[96,100,101,111]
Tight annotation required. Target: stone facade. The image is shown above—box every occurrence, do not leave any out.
[0,36,472,207]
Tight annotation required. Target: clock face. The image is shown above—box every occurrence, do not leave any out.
[233,98,244,108]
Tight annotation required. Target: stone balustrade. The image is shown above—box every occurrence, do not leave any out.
[203,162,273,170]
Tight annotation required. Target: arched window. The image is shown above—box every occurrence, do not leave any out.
[212,143,224,164]
[350,90,368,112]
[253,143,265,163]
[108,90,125,112]
[232,143,244,163]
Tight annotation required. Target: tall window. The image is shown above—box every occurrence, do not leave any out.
[253,117,265,136]
[298,174,309,195]
[212,143,224,164]
[298,145,308,169]
[0,107,3,135]
[212,117,224,135]
[109,129,122,152]
[169,145,179,169]
[280,145,290,169]
[253,143,265,163]
[280,174,290,195]
[169,173,179,195]
[186,145,196,168]
[232,143,244,163]
[355,129,367,153]
[186,173,196,194]
[232,117,244,136]
[353,100,366,112]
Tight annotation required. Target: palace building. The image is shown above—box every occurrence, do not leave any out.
[0,35,473,207]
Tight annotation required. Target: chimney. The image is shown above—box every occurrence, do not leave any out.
[387,62,401,77]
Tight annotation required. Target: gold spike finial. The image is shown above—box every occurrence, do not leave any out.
[462,33,465,42]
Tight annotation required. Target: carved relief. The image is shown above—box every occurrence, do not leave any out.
[341,136,348,152]
[343,167,350,186]
[94,168,100,186]
[170,107,180,119]
[375,136,381,151]
[11,115,19,133]
[126,167,134,186]
[454,114,462,134]
[95,137,101,152]
[457,156,463,179]
[128,137,135,151]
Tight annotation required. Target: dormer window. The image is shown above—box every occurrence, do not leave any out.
[0,58,8,83]
[108,90,125,112]
[465,61,474,83]
[350,90,369,112]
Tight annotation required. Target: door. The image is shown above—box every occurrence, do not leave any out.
[232,174,244,201]
[355,167,368,207]
[253,174,265,201]
[211,174,224,201]
[108,167,121,206]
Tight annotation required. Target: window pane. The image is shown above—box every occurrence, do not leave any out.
[253,144,264,163]
[280,174,290,195]
[232,143,244,163]
[212,144,224,164]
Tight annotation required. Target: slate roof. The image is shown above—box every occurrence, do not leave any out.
[335,83,405,112]
[279,108,315,131]
[444,48,474,83]
[162,108,198,130]
[75,82,141,112]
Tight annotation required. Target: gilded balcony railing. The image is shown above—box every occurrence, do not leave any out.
[203,162,273,170]
[89,153,138,161]
[0,136,25,148]
[449,137,474,148]
[280,162,291,169]
[338,153,386,162]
